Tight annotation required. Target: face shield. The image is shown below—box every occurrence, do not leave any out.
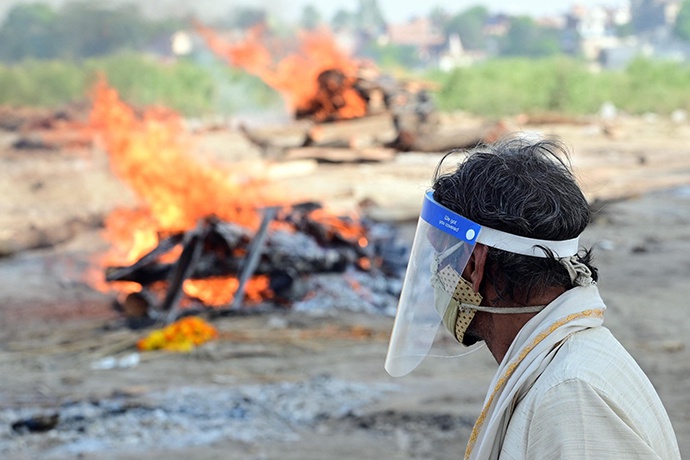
[385,191,480,377]
[385,191,580,377]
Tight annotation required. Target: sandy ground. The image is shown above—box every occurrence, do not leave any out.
[0,113,689,459]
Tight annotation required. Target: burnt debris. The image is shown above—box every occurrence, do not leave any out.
[105,203,408,325]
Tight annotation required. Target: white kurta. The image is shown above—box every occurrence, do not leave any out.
[465,285,680,460]
[500,326,681,459]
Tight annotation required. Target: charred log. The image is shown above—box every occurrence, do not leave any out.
[106,225,363,285]
[161,221,210,322]
[103,200,408,320]
[268,268,309,303]
[231,206,278,310]
[105,234,184,282]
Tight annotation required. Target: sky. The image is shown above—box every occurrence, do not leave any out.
[0,0,630,23]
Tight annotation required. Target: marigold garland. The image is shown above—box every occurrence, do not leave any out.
[137,316,219,352]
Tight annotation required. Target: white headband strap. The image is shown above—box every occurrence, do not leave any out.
[476,226,579,258]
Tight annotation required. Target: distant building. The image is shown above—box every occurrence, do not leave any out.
[483,14,511,37]
[437,34,486,71]
[564,3,635,63]
[630,0,682,35]
[384,17,446,62]
[601,0,690,66]
[386,17,445,48]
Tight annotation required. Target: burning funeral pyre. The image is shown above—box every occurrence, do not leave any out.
[195,23,508,155]
[195,24,371,123]
[88,80,407,326]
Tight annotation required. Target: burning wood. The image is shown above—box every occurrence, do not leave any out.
[196,23,366,123]
[105,204,400,324]
[294,68,367,122]
[196,22,440,152]
[197,22,511,158]
[86,80,406,324]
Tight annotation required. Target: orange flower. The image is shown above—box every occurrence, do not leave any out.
[137,316,218,352]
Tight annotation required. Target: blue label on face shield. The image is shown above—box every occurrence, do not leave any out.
[421,191,481,243]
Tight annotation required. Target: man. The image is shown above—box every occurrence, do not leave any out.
[385,137,680,459]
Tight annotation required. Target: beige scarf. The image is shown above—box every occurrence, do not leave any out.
[465,283,606,460]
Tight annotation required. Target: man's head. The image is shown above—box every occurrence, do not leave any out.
[432,136,597,307]
[384,135,600,375]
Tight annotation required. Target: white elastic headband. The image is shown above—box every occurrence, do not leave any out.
[476,226,579,258]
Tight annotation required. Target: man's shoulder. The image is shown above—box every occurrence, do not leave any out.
[504,329,681,459]
[525,325,665,416]
[537,326,638,387]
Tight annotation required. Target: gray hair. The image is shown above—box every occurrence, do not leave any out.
[432,135,597,304]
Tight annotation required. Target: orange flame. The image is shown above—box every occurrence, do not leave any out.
[196,24,367,120]
[90,79,280,263]
[307,208,368,245]
[89,79,281,303]
[89,79,373,308]
[183,275,272,306]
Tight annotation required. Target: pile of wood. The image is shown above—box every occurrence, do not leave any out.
[106,203,405,326]
[240,68,509,161]
[0,104,93,150]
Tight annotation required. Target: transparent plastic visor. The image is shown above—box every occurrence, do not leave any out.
[385,191,582,377]
[385,192,479,377]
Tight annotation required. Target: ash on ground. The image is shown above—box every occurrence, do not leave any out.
[0,375,395,458]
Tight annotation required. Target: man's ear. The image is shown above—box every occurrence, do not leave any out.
[466,244,488,293]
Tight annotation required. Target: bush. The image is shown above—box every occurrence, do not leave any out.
[0,59,86,106]
[427,56,690,116]
[85,53,217,114]
[0,54,280,116]
[4,54,690,118]
[617,57,690,114]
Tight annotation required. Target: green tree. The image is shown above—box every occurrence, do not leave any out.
[331,9,355,30]
[55,2,149,59]
[499,16,561,57]
[300,4,322,30]
[429,6,451,29]
[0,4,59,61]
[226,6,266,29]
[360,41,421,69]
[674,0,690,41]
[444,6,489,51]
[615,22,635,37]
[356,0,387,37]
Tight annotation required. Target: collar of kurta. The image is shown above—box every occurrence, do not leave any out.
[465,284,606,460]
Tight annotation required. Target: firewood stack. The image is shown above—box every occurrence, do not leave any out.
[240,67,508,161]
[105,203,407,326]
[1,104,94,151]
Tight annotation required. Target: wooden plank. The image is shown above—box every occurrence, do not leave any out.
[305,113,397,148]
[238,122,311,149]
[391,121,510,153]
[283,146,396,163]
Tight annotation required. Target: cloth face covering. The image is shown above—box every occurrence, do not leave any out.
[431,244,550,344]
[431,259,482,344]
